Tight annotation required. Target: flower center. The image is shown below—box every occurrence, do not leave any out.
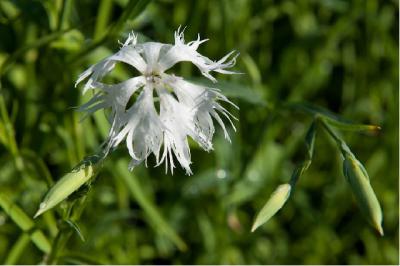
[145,72,162,84]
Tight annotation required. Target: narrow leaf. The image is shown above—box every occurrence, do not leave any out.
[108,0,152,38]
[59,252,106,265]
[286,102,344,120]
[0,27,75,76]
[251,184,291,232]
[113,159,187,251]
[4,233,30,264]
[323,116,381,133]
[0,193,51,253]
[288,102,380,133]
[65,220,85,242]
[71,0,152,62]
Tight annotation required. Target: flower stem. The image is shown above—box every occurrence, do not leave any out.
[44,194,90,265]
[45,228,73,264]
[318,117,352,156]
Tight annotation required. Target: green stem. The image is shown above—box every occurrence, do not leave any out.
[107,0,151,39]
[0,94,26,176]
[57,0,72,31]
[94,0,114,41]
[115,160,187,251]
[0,193,51,254]
[20,149,54,186]
[46,227,73,265]
[44,194,90,265]
[4,233,30,264]
[69,0,152,64]
[318,118,351,156]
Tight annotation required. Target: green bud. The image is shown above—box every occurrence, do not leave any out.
[343,154,383,236]
[34,164,96,218]
[251,183,291,232]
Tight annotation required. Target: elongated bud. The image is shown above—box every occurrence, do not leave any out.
[251,183,291,232]
[34,164,96,218]
[343,153,383,235]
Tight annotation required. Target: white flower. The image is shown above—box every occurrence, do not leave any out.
[76,28,239,175]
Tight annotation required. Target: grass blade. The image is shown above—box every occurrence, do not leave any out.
[287,102,380,133]
[4,233,30,265]
[0,193,51,253]
[113,159,187,251]
[65,219,86,242]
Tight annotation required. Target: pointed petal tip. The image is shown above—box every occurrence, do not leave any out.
[185,168,193,176]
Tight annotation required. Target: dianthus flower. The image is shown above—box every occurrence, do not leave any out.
[76,28,239,174]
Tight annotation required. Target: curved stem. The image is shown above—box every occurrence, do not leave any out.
[318,117,352,157]
[44,194,90,265]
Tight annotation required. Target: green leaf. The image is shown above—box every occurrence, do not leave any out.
[65,220,85,242]
[251,183,291,232]
[287,102,345,120]
[241,53,262,84]
[49,30,85,51]
[0,120,7,146]
[4,233,30,264]
[94,0,114,40]
[20,149,54,186]
[287,102,380,133]
[59,252,107,265]
[0,27,75,76]
[0,193,51,253]
[108,0,152,39]
[113,159,187,251]
[322,116,381,133]
[71,0,152,61]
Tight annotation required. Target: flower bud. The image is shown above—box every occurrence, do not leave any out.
[251,183,291,232]
[34,164,96,218]
[343,153,383,235]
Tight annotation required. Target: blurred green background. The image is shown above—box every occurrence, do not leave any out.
[0,0,398,264]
